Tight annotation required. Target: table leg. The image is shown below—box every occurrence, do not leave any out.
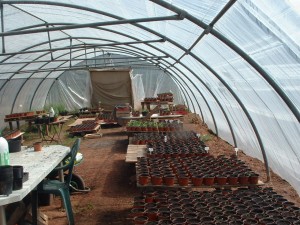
[16,120,20,130]
[58,162,65,209]
[31,189,38,225]
[0,205,7,225]
[9,121,13,130]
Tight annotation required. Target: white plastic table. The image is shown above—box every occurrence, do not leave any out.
[0,145,70,225]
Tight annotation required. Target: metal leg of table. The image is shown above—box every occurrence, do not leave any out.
[31,189,38,225]
[0,205,7,225]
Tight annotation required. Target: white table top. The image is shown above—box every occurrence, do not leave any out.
[0,145,70,206]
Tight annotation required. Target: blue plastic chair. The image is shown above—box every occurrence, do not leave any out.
[32,138,81,225]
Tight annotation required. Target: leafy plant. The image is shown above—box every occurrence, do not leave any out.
[200,134,213,142]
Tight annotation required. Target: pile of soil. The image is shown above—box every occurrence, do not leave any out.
[36,114,299,225]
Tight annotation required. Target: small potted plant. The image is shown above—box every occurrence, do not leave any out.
[53,114,59,122]
[141,109,149,117]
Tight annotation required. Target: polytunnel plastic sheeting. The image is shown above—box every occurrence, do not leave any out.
[179,55,266,157]
[152,42,186,59]
[169,0,229,24]
[174,63,235,144]
[30,79,54,110]
[12,79,42,112]
[193,35,297,127]
[0,79,27,128]
[172,63,212,125]
[31,72,54,79]
[191,37,300,193]
[215,0,300,110]
[131,66,183,104]
[131,74,145,111]
[144,19,203,49]
[66,0,176,21]
[15,4,114,25]
[46,70,91,111]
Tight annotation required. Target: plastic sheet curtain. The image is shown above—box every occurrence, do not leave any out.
[131,74,145,111]
[46,70,92,111]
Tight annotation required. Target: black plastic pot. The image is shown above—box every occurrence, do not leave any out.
[0,165,13,196]
[8,138,21,153]
[13,165,23,179]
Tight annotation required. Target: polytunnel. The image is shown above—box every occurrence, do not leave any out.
[0,0,299,218]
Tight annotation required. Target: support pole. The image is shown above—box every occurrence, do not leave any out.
[0,3,5,53]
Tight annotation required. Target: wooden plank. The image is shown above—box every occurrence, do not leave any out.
[125,145,147,163]
[84,132,103,139]
[68,118,97,127]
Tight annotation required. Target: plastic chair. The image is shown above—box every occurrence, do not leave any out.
[32,138,81,225]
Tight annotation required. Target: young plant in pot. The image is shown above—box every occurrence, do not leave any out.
[141,109,149,117]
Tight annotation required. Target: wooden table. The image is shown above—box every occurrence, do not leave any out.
[0,145,70,225]
[36,116,72,144]
[4,115,38,130]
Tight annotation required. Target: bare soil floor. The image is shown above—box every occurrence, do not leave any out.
[36,114,300,225]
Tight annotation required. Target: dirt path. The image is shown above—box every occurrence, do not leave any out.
[40,126,137,225]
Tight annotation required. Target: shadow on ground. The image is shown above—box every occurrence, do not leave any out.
[101,159,138,198]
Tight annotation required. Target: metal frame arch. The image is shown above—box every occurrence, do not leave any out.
[150,0,299,123]
[3,0,296,127]
[1,2,270,160]
[6,28,234,146]
[1,2,247,158]
[0,0,247,121]
[14,30,222,138]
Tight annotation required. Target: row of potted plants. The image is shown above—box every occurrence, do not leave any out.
[157,92,173,102]
[127,121,183,132]
[130,188,300,225]
[5,111,35,119]
[131,131,200,145]
[146,138,207,157]
[136,155,260,187]
[79,114,97,119]
[143,93,174,103]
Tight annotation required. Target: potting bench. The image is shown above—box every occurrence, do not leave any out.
[4,115,38,130]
